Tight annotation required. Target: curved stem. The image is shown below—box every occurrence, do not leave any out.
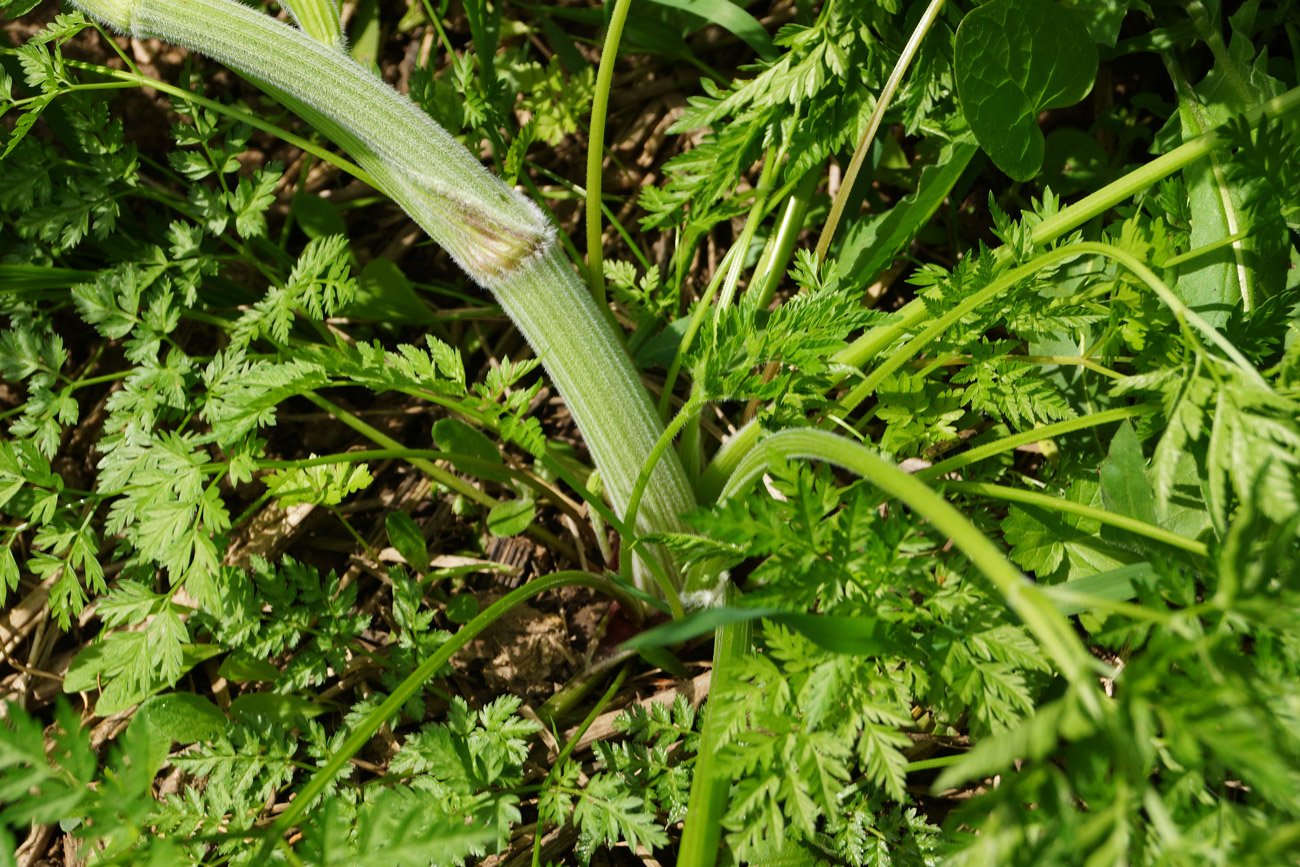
[585,0,635,307]
[70,0,699,600]
[835,84,1300,376]
[1068,242,1262,380]
[836,240,1264,419]
[722,429,1103,703]
[696,417,759,504]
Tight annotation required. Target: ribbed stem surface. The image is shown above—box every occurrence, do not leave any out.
[497,247,695,584]
[72,0,696,592]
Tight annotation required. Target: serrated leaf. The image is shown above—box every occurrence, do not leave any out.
[955,0,1098,181]
[1003,480,1131,582]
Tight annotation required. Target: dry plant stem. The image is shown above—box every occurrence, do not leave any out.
[813,0,947,262]
[72,0,695,594]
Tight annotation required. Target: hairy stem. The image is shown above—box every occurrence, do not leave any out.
[71,0,696,593]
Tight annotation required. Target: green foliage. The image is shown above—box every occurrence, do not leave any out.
[954,0,1098,180]
[2,0,1300,865]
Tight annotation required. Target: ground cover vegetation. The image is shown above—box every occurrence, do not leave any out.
[0,0,1298,862]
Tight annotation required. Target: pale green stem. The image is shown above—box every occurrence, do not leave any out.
[71,0,696,595]
[585,0,635,307]
[836,240,1265,418]
[944,481,1210,558]
[749,167,819,311]
[680,425,1109,866]
[1160,229,1250,267]
[280,0,343,49]
[813,0,946,262]
[676,584,750,867]
[713,150,781,326]
[918,404,1158,481]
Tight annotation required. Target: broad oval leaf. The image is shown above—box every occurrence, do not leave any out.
[955,0,1098,181]
[386,511,430,574]
[487,498,535,537]
[228,692,327,725]
[433,417,511,482]
[135,693,227,744]
[445,593,479,624]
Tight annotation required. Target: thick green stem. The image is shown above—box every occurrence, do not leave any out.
[71,0,696,594]
[496,247,696,589]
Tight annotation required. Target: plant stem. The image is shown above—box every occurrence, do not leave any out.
[813,0,946,262]
[720,428,1103,703]
[676,585,751,867]
[834,84,1300,374]
[944,481,1210,558]
[70,0,697,595]
[835,240,1265,419]
[585,0,635,307]
[748,167,819,311]
[918,404,1158,480]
